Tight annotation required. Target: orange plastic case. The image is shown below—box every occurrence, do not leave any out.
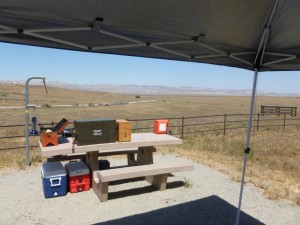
[40,118,69,147]
[41,132,58,147]
[154,120,169,134]
[65,161,90,193]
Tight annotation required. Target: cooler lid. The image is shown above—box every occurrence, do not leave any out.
[41,161,66,178]
[65,161,90,177]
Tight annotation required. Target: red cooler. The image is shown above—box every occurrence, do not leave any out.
[65,161,90,193]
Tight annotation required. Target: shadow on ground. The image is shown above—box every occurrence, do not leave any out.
[92,195,264,225]
[108,180,185,200]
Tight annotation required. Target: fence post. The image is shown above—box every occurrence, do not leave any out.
[181,116,184,139]
[283,113,286,130]
[223,114,227,135]
[257,113,260,131]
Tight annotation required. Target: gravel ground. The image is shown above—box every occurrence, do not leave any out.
[0,153,299,225]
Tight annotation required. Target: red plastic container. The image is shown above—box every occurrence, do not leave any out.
[154,120,169,134]
[65,161,90,193]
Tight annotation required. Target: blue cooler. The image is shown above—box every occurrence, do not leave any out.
[41,162,67,198]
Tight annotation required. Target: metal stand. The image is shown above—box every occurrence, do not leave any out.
[235,68,258,225]
[25,77,47,166]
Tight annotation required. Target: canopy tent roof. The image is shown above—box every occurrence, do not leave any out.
[0,0,300,72]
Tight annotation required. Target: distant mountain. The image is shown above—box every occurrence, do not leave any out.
[1,80,300,96]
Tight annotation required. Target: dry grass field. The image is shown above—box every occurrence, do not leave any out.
[160,128,300,205]
[0,83,299,204]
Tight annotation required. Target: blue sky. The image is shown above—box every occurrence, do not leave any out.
[1,42,300,93]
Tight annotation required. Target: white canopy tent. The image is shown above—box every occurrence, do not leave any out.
[1,1,299,224]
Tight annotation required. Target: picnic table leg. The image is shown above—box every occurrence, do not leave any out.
[146,174,168,191]
[127,153,137,166]
[86,151,106,201]
[137,146,156,165]
[86,151,99,172]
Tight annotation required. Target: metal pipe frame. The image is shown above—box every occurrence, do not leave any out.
[196,41,253,65]
[24,32,89,50]
[263,56,297,66]
[151,45,191,59]
[25,77,46,166]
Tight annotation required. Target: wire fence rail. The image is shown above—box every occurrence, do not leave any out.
[0,113,299,151]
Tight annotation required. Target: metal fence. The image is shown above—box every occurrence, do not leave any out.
[0,113,300,151]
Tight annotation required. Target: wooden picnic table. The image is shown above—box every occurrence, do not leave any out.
[39,133,193,202]
[39,133,182,170]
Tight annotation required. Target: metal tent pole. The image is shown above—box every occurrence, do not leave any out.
[235,68,259,225]
[25,77,47,166]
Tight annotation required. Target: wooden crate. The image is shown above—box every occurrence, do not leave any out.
[116,119,131,142]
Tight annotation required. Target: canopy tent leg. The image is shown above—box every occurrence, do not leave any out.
[235,68,259,225]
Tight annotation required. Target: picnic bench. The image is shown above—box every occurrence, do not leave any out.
[39,133,194,201]
[261,105,297,116]
[93,162,194,202]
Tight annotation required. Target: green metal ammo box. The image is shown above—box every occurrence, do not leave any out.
[74,119,117,146]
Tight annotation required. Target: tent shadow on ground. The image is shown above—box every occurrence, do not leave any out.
[92,195,264,225]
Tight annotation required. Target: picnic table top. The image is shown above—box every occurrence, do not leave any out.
[39,133,182,157]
